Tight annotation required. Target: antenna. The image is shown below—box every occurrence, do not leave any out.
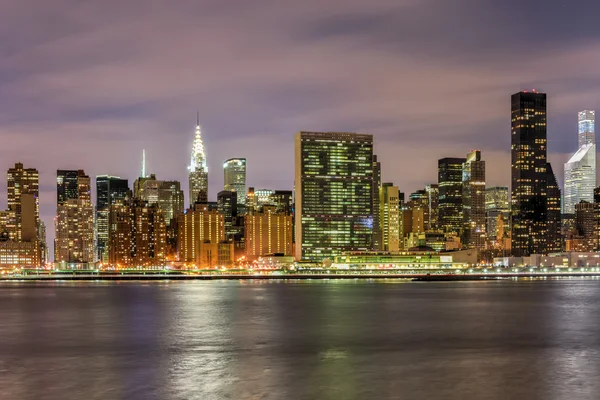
[142,149,146,178]
[196,111,199,126]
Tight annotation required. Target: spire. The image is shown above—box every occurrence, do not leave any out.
[188,115,207,173]
[142,149,146,178]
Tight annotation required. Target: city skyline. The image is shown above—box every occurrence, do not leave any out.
[3,1,600,249]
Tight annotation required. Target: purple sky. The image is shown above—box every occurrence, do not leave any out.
[2,0,600,246]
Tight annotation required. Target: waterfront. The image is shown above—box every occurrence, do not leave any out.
[2,280,600,399]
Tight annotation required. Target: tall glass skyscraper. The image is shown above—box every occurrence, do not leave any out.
[188,115,208,206]
[511,91,548,256]
[295,131,374,261]
[96,176,129,262]
[462,150,486,250]
[223,158,247,205]
[438,157,466,235]
[564,110,596,214]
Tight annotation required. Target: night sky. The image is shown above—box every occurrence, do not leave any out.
[1,0,599,245]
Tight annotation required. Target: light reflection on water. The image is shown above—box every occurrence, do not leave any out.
[1,280,600,399]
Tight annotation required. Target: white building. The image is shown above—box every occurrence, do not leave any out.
[564,110,596,214]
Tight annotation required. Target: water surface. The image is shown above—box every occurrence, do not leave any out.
[1,279,600,399]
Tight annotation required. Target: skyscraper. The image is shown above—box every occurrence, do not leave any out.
[96,176,129,262]
[188,115,208,206]
[438,157,466,235]
[108,199,166,267]
[380,183,400,252]
[425,184,439,231]
[57,170,80,205]
[372,155,382,250]
[8,162,39,240]
[511,91,548,256]
[223,158,247,205]
[217,190,238,238]
[55,170,95,263]
[564,110,596,214]
[546,163,562,253]
[462,150,486,250]
[295,131,373,261]
[485,186,509,241]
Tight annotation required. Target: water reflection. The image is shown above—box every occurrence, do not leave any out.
[2,280,600,399]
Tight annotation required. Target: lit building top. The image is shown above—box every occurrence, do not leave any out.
[188,115,208,174]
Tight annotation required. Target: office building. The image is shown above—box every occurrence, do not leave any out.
[188,115,208,205]
[564,110,596,214]
[380,183,400,252]
[511,91,548,256]
[217,190,238,238]
[223,158,247,205]
[54,170,95,263]
[438,157,466,235]
[245,205,293,258]
[96,176,129,262]
[295,131,374,261]
[462,150,486,250]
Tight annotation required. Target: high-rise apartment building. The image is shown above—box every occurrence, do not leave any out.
[295,131,374,261]
[177,204,225,263]
[133,174,184,225]
[188,116,208,205]
[438,157,466,235]
[380,183,400,252]
[564,110,596,214]
[108,199,166,267]
[54,170,95,263]
[245,205,293,258]
[462,150,486,250]
[223,158,247,205]
[8,163,39,240]
[96,176,129,262]
[511,91,548,256]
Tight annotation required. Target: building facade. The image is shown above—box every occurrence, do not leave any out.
[564,110,596,214]
[462,150,486,250]
[55,170,95,263]
[96,176,129,262]
[8,163,40,241]
[108,199,166,267]
[295,131,374,261]
[485,186,510,242]
[188,117,208,206]
[380,183,400,252]
[245,206,293,258]
[177,205,225,263]
[438,157,466,235]
[223,158,247,205]
[511,91,548,256]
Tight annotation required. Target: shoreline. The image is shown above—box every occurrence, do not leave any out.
[2,273,600,282]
